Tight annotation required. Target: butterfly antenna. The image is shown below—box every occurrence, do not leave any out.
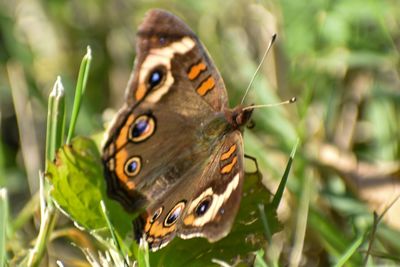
[243,97,297,111]
[240,33,277,105]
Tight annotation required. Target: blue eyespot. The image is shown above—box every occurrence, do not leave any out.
[129,115,156,142]
[127,161,137,173]
[148,70,163,88]
[166,209,179,225]
[195,197,212,217]
[124,157,141,176]
[164,201,185,226]
[151,207,164,223]
[132,120,148,138]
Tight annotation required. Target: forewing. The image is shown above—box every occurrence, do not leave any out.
[126,9,228,110]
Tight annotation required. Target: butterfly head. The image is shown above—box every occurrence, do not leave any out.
[225,105,253,130]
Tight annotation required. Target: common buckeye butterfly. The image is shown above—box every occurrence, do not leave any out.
[102,9,256,251]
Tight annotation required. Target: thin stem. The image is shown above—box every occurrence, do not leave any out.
[27,203,58,267]
[12,192,40,234]
[7,62,41,194]
[363,194,400,266]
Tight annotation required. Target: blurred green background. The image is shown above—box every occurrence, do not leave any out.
[1,0,399,266]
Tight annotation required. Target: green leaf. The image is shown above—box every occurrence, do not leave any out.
[47,137,135,237]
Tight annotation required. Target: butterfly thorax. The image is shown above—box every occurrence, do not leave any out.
[199,105,253,144]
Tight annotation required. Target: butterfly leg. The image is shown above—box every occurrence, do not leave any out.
[244,154,259,174]
[244,154,275,196]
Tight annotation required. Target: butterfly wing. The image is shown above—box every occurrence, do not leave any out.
[136,131,244,250]
[126,9,229,110]
[102,9,230,212]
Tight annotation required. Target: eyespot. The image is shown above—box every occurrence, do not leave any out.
[195,196,212,217]
[124,156,141,177]
[164,201,186,227]
[129,115,156,142]
[148,69,164,89]
[150,206,163,223]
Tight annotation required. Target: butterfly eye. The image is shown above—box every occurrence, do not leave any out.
[124,156,141,177]
[148,69,164,89]
[164,201,186,227]
[195,196,212,217]
[129,115,156,142]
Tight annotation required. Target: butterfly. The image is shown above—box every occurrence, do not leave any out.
[102,9,255,251]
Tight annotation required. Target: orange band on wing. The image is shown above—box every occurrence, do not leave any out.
[115,114,135,150]
[188,62,207,80]
[220,144,237,161]
[125,181,136,190]
[196,76,215,96]
[183,214,195,225]
[135,84,147,101]
[221,156,237,174]
[146,220,176,238]
[115,149,129,185]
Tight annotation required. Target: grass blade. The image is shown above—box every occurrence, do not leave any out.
[271,138,299,210]
[0,188,8,266]
[45,77,66,167]
[258,203,272,244]
[26,77,66,267]
[308,209,363,266]
[137,239,150,267]
[12,192,40,234]
[289,170,312,267]
[66,46,92,144]
[334,234,364,267]
[100,201,126,260]
[7,62,41,193]
[254,249,268,267]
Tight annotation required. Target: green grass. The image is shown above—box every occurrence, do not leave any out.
[0,188,8,266]
[1,0,400,266]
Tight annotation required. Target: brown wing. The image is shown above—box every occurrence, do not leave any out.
[136,131,245,251]
[102,9,230,212]
[126,9,228,110]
